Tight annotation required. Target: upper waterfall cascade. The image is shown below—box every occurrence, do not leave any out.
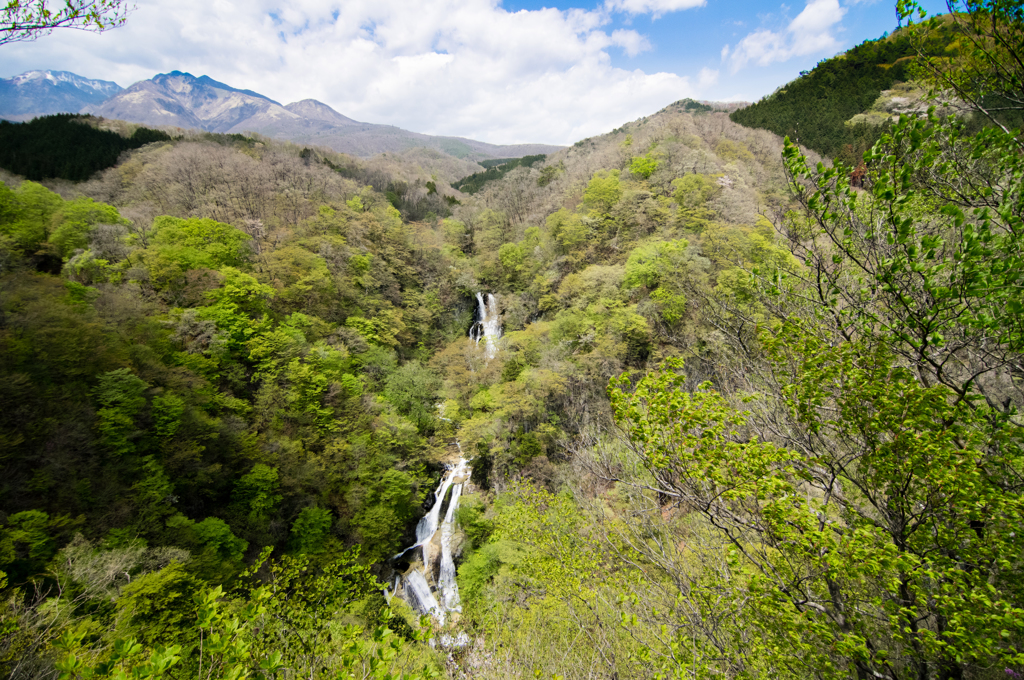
[469,292,501,359]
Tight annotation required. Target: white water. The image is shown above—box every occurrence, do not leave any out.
[404,568,444,624]
[470,292,501,360]
[392,458,471,625]
[416,472,456,545]
[438,480,463,611]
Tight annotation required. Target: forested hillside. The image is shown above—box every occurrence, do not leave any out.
[3,2,1024,679]
[0,88,804,678]
[729,21,957,164]
[450,154,546,194]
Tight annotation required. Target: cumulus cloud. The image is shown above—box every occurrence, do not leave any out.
[724,0,846,73]
[1,0,716,145]
[605,0,705,18]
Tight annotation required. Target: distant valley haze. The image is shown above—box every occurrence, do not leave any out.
[0,0,950,146]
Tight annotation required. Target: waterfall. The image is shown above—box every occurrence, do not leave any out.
[403,569,444,624]
[389,297,493,628]
[392,457,471,626]
[469,292,501,359]
[415,471,456,545]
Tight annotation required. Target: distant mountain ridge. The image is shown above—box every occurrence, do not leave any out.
[87,71,561,160]
[0,70,123,122]
[1,69,561,161]
[81,70,296,134]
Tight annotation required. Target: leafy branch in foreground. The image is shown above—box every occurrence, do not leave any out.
[898,0,1024,137]
[610,18,1024,672]
[1,0,133,46]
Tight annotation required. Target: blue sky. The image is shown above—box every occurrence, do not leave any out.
[501,0,948,100]
[0,0,951,144]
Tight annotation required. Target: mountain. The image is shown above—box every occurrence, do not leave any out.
[0,70,123,122]
[86,71,561,161]
[284,99,359,126]
[80,70,290,133]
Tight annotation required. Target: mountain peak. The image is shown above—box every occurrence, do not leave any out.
[0,70,123,121]
[284,99,358,125]
[150,71,281,105]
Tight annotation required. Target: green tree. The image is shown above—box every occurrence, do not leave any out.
[93,368,148,457]
[289,506,333,554]
[628,154,659,180]
[382,360,441,432]
[582,169,622,215]
[112,562,204,648]
[138,217,251,292]
[48,197,125,258]
[0,180,62,251]
[0,510,72,583]
[623,239,693,326]
[232,464,282,528]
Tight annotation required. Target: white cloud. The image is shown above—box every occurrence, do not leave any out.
[610,29,653,57]
[697,67,718,88]
[605,0,705,18]
[0,0,715,144]
[725,0,846,73]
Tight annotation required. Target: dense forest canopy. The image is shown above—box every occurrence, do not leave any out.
[2,1,1024,679]
[0,114,172,182]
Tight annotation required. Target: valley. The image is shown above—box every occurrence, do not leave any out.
[1,4,1024,679]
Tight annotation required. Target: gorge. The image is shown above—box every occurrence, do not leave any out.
[390,292,501,625]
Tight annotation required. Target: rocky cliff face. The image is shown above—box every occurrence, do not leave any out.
[0,70,123,121]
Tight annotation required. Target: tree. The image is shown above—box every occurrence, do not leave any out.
[93,368,149,457]
[605,4,1024,678]
[1,0,133,46]
[899,0,1024,137]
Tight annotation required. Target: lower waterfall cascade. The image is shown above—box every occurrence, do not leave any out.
[390,457,471,626]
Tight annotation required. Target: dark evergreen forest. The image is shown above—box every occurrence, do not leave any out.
[729,23,956,163]
[0,115,172,182]
[451,154,546,194]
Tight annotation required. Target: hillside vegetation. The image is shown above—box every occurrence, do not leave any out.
[451,154,547,194]
[0,94,802,678]
[730,21,956,163]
